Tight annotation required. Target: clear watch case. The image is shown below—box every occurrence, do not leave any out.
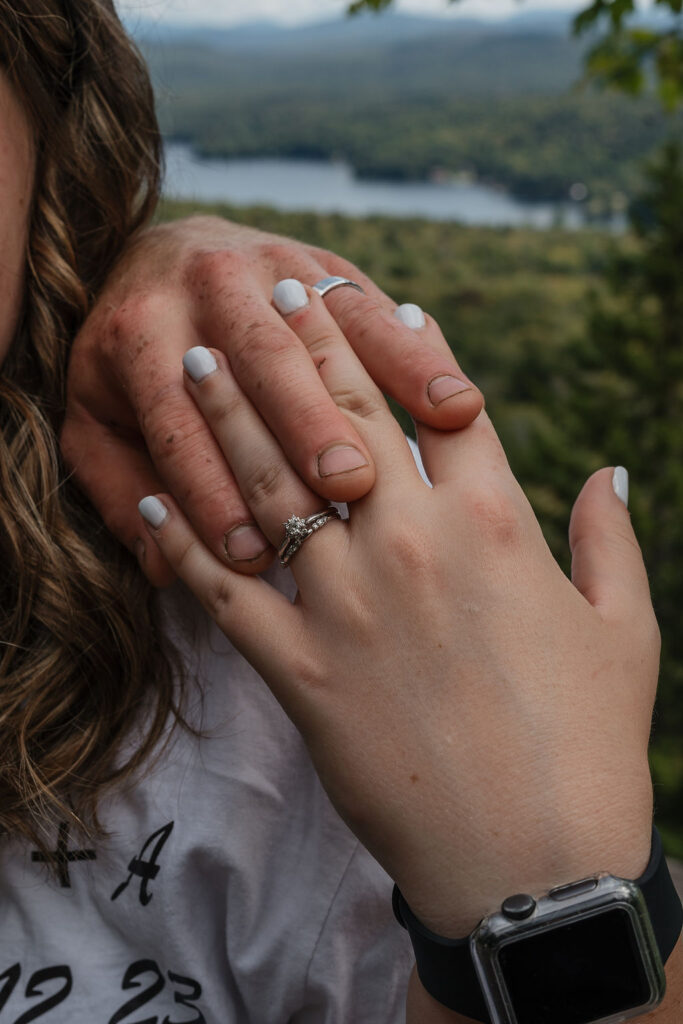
[470,874,666,1024]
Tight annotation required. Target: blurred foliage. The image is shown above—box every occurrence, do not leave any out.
[159,149,683,847]
[349,0,683,106]
[512,143,683,841]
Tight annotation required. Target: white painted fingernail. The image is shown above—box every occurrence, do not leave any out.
[183,346,217,383]
[612,466,629,508]
[395,303,426,330]
[139,496,169,529]
[273,278,309,316]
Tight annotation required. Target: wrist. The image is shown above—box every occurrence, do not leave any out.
[400,823,682,1024]
[399,806,654,939]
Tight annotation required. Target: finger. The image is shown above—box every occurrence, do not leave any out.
[414,410,512,490]
[308,247,395,310]
[315,258,484,430]
[135,378,277,573]
[272,279,421,492]
[67,300,275,577]
[182,347,346,576]
[569,467,656,622]
[60,408,177,587]
[193,279,377,503]
[137,492,303,694]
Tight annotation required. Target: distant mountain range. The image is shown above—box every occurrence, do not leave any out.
[128,9,576,50]
[127,6,674,51]
[141,14,586,100]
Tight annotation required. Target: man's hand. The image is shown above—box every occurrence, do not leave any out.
[61,215,482,585]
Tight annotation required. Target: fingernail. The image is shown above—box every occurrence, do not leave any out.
[318,444,369,477]
[134,538,146,564]
[224,523,270,562]
[183,346,218,383]
[427,374,471,406]
[273,279,309,316]
[395,303,426,330]
[139,496,169,529]
[612,466,629,508]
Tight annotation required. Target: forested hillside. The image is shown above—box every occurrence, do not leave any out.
[139,13,682,208]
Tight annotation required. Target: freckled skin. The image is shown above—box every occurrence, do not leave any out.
[0,72,35,368]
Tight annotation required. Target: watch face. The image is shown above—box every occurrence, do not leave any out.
[496,907,652,1024]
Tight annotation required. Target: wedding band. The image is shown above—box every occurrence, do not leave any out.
[312,276,365,299]
[278,507,342,567]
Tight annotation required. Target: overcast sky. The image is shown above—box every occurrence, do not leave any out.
[117,0,582,26]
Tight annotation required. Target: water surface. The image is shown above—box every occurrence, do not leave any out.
[164,142,589,229]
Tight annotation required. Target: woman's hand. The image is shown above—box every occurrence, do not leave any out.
[139,282,659,940]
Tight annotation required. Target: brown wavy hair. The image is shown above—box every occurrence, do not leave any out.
[0,0,184,855]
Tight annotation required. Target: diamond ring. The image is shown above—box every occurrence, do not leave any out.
[278,507,342,567]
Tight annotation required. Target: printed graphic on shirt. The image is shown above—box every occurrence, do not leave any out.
[30,822,96,888]
[0,960,204,1023]
[111,822,174,906]
[108,961,204,1024]
[0,963,72,1020]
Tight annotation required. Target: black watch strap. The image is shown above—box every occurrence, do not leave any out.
[393,826,683,1023]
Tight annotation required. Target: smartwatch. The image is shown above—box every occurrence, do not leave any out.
[393,826,683,1024]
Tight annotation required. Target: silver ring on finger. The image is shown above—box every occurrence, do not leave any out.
[278,507,342,567]
[312,276,365,299]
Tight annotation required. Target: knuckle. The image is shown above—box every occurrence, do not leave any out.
[107,293,169,351]
[462,485,522,549]
[260,240,303,269]
[174,535,203,577]
[329,293,380,346]
[188,249,241,286]
[329,381,385,422]
[229,323,297,378]
[383,521,436,576]
[615,525,645,560]
[140,399,215,471]
[239,458,286,509]
[290,648,327,693]
[302,326,338,362]
[186,248,243,296]
[205,385,243,433]
[204,570,236,623]
[139,383,191,443]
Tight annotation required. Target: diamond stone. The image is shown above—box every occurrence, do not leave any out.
[284,515,309,542]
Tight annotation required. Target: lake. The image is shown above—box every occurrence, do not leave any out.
[163,142,596,230]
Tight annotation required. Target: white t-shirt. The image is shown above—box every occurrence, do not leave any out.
[0,564,414,1022]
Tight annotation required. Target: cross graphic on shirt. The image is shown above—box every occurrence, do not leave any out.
[31,821,96,888]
